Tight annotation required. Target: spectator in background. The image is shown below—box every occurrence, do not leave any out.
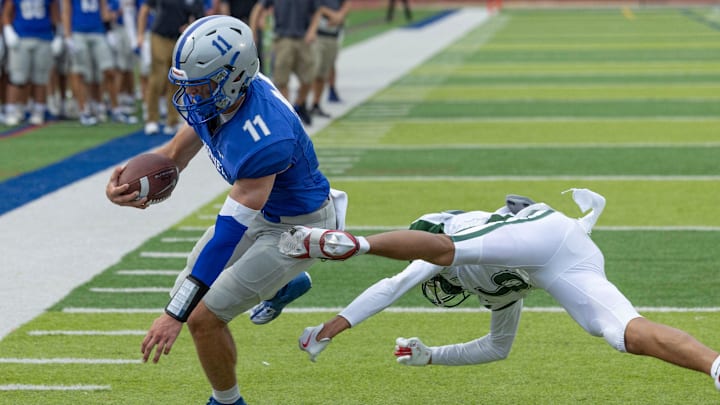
[252,0,321,126]
[107,0,138,118]
[62,0,135,125]
[137,0,204,135]
[309,0,349,118]
[123,0,152,121]
[220,0,265,72]
[386,0,410,22]
[2,0,60,126]
[47,24,72,119]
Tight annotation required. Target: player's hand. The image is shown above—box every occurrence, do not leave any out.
[141,313,183,363]
[51,35,63,56]
[3,25,19,48]
[394,337,431,366]
[64,37,77,55]
[106,31,118,50]
[106,166,148,209]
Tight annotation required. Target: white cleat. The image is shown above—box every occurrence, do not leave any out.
[279,226,359,260]
[299,324,331,362]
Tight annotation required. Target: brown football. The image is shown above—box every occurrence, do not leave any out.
[118,153,179,205]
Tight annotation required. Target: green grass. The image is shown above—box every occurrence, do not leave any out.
[2,5,720,404]
[1,312,718,404]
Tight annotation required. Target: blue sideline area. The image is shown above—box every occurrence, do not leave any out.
[0,131,169,216]
[405,9,458,29]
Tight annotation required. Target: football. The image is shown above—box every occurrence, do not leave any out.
[118,153,179,205]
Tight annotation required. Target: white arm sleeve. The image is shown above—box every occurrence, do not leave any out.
[430,299,522,366]
[339,260,442,327]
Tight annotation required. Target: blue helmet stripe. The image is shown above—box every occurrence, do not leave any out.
[174,15,226,69]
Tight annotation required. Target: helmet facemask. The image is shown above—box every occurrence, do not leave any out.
[421,275,471,308]
[169,65,242,125]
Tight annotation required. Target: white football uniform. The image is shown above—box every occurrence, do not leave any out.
[339,190,641,366]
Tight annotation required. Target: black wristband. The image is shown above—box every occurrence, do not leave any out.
[165,275,209,322]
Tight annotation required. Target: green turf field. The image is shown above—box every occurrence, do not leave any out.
[2,6,720,404]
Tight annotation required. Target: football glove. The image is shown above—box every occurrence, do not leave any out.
[3,25,19,48]
[394,337,431,366]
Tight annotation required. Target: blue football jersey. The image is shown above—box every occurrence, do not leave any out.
[191,74,330,218]
[12,0,54,40]
[70,0,105,33]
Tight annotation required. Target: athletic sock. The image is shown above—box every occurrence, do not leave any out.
[212,384,241,404]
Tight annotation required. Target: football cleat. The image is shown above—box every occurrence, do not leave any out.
[249,272,312,325]
[278,226,359,260]
[299,324,331,362]
[206,396,247,405]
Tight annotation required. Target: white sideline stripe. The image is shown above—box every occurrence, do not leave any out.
[89,287,170,293]
[116,270,180,276]
[0,384,111,391]
[140,252,188,258]
[61,306,720,314]
[28,330,146,336]
[0,358,140,364]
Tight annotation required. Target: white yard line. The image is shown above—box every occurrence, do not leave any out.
[0,8,490,340]
[0,384,111,391]
[27,330,146,336]
[116,269,180,276]
[0,358,141,364]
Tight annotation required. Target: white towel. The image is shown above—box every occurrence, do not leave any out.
[562,188,606,233]
[330,188,348,230]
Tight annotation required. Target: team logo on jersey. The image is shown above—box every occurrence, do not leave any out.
[474,271,531,297]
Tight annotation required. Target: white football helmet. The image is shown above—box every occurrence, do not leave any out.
[168,15,260,125]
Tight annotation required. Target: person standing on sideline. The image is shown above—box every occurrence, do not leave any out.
[2,0,60,125]
[251,0,321,126]
[105,16,347,405]
[386,0,410,22]
[218,0,265,72]
[308,0,349,118]
[280,189,720,393]
[136,0,204,135]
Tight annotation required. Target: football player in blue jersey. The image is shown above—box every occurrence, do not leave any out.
[2,0,60,125]
[106,15,346,405]
[61,0,135,125]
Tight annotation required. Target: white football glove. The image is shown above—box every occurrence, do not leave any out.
[3,25,19,49]
[51,35,63,56]
[64,37,77,55]
[106,31,117,50]
[394,337,431,366]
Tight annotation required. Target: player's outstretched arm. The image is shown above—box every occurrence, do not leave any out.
[280,227,455,266]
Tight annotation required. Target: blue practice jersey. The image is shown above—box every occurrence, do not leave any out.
[12,0,54,40]
[192,74,330,218]
[70,0,105,33]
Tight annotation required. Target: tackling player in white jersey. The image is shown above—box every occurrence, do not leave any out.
[280,189,720,393]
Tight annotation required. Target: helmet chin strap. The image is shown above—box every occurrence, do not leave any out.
[220,95,245,123]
